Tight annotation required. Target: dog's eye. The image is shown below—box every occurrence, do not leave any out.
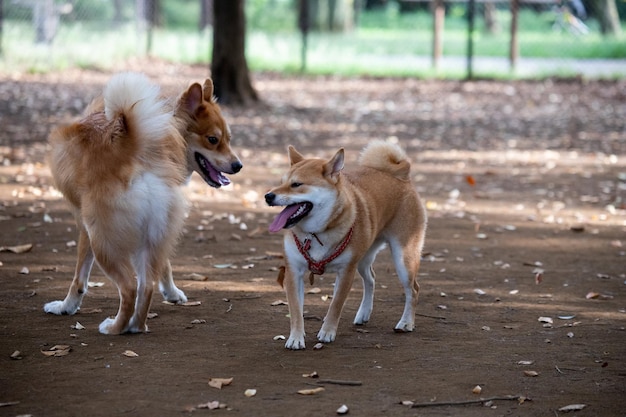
[206,136,219,145]
[291,182,302,188]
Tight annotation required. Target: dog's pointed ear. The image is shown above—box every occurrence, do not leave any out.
[324,148,344,182]
[203,79,216,103]
[178,83,203,115]
[288,146,304,166]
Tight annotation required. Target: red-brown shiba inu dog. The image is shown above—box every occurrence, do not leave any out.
[265,141,427,349]
[44,72,242,334]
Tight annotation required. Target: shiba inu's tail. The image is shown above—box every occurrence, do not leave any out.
[103,72,172,143]
[359,140,411,181]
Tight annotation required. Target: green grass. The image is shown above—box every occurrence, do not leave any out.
[0,6,624,78]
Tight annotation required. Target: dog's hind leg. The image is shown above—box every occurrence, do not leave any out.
[354,241,385,325]
[44,225,95,315]
[158,260,187,304]
[389,238,421,333]
[127,250,156,333]
[95,254,137,335]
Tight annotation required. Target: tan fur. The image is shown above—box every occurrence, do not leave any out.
[44,73,242,334]
[265,140,427,349]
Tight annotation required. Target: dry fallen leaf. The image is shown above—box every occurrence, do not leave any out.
[71,322,85,330]
[19,267,29,275]
[184,273,208,281]
[472,385,482,394]
[209,377,234,389]
[558,404,587,412]
[196,401,225,410]
[307,287,321,294]
[297,387,325,395]
[271,300,288,306]
[244,388,257,397]
[524,370,539,377]
[122,350,139,357]
[10,350,22,360]
[302,371,319,378]
[0,243,33,253]
[41,345,71,357]
[336,404,349,415]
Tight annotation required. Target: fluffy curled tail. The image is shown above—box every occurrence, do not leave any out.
[103,72,171,142]
[358,140,411,180]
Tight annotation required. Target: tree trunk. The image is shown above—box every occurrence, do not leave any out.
[483,2,499,34]
[211,0,258,105]
[308,0,353,32]
[33,0,58,44]
[0,0,4,56]
[200,0,213,31]
[113,0,124,26]
[596,0,622,35]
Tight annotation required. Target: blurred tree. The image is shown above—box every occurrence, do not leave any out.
[199,0,213,31]
[484,3,499,34]
[595,0,622,35]
[0,0,3,55]
[113,0,123,25]
[307,0,354,31]
[211,0,258,105]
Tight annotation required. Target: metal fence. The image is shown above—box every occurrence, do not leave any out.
[0,0,624,78]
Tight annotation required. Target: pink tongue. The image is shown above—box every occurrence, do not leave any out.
[268,204,301,233]
[206,163,230,186]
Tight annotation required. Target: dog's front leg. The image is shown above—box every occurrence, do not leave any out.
[44,224,95,315]
[284,266,307,350]
[318,265,357,343]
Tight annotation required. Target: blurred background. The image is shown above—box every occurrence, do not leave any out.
[0,0,624,79]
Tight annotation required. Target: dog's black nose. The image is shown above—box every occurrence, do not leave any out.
[231,160,243,173]
[265,192,275,205]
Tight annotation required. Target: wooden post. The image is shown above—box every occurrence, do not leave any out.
[432,0,444,70]
[509,0,519,71]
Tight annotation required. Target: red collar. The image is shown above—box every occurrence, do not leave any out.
[292,227,354,275]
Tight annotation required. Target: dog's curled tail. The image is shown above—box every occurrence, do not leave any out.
[359,140,411,181]
[103,72,171,141]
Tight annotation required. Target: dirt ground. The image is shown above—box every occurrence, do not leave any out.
[0,61,625,417]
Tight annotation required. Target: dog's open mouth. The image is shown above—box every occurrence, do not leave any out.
[195,152,230,188]
[269,202,313,233]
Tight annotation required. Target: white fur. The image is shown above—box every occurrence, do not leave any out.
[104,72,172,143]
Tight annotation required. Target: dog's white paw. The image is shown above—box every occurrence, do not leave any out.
[98,317,117,334]
[285,334,306,350]
[127,317,148,334]
[44,300,79,315]
[394,320,414,333]
[317,327,336,343]
[353,310,371,326]
[160,285,188,304]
